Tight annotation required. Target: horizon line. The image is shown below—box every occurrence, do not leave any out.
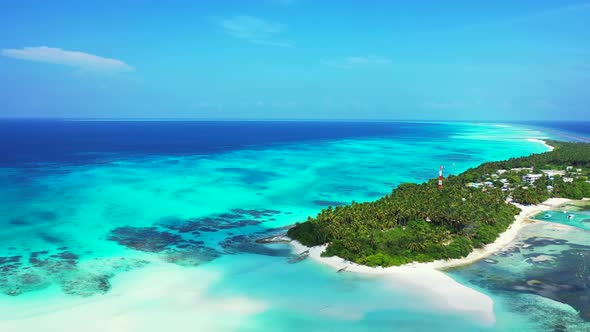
[0,117,587,123]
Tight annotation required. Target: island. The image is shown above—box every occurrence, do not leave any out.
[288,140,590,267]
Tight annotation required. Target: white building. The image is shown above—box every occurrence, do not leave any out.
[542,170,565,177]
[522,174,543,184]
[512,167,533,172]
[563,177,574,183]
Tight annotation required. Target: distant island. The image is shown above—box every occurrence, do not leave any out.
[288,140,590,267]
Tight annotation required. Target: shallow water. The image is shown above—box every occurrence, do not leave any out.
[449,220,590,331]
[534,209,590,231]
[0,121,577,331]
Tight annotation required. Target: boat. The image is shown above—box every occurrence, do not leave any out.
[543,214,552,219]
[567,214,575,220]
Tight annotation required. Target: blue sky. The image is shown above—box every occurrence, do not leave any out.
[1,0,589,120]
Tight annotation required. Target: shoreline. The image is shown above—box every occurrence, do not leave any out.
[291,197,573,271]
[291,238,495,325]
[527,138,555,151]
[288,139,566,325]
[290,197,573,325]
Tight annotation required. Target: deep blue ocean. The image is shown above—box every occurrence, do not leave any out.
[3,120,587,167]
[0,120,443,167]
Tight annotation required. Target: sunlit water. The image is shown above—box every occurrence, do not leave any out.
[1,121,586,331]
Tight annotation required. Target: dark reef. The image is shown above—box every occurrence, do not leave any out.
[0,246,148,297]
[158,208,281,234]
[505,248,590,320]
[107,208,287,266]
[2,207,293,297]
[107,227,182,253]
[453,236,590,322]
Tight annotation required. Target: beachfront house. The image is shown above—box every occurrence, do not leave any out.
[522,174,543,184]
[496,169,508,175]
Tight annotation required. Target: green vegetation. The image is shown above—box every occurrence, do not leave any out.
[288,141,590,267]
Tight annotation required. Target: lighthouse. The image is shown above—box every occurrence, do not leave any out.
[438,165,444,189]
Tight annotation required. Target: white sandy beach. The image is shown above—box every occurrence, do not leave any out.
[527,138,555,151]
[291,197,573,326]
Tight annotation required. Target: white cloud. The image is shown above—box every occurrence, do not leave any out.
[219,15,292,47]
[322,55,392,69]
[1,46,133,72]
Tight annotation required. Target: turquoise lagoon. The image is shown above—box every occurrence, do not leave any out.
[0,121,586,331]
[534,209,590,232]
